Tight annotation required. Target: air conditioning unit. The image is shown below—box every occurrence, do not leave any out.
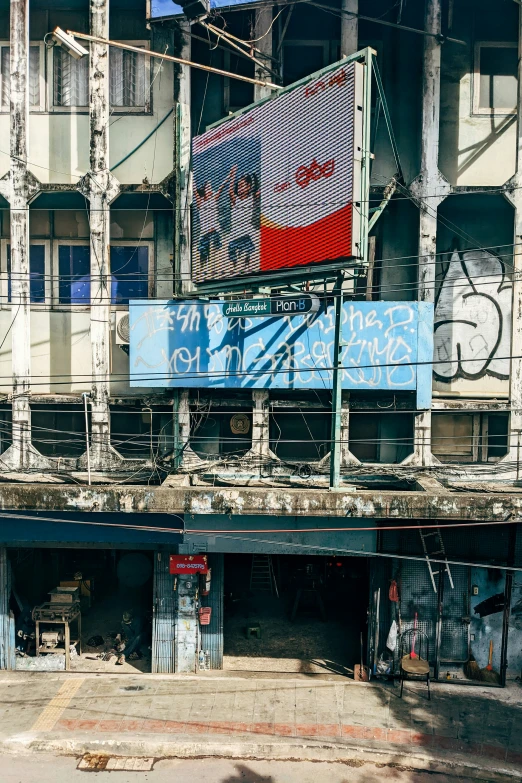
[115,311,130,345]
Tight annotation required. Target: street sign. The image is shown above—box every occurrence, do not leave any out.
[222,294,319,318]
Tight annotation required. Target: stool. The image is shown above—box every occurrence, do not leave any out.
[246,624,261,639]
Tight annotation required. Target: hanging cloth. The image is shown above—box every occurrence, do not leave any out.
[389,579,399,602]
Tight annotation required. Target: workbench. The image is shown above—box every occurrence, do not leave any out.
[33,603,82,671]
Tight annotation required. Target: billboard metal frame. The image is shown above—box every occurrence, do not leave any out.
[190,47,374,295]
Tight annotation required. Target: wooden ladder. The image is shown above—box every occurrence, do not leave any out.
[419,529,454,593]
[250,554,279,597]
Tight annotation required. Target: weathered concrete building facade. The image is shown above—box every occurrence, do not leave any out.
[0,0,520,683]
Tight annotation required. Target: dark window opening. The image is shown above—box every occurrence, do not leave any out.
[349,412,414,464]
[31,405,88,458]
[7,245,45,303]
[282,42,328,86]
[58,245,149,305]
[0,405,12,454]
[190,406,252,459]
[58,245,90,305]
[269,407,331,462]
[110,246,149,303]
[110,405,174,460]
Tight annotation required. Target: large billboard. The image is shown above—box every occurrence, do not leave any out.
[191,60,364,284]
[129,300,434,408]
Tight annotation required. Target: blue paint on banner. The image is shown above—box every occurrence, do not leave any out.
[129,300,434,407]
[150,0,262,18]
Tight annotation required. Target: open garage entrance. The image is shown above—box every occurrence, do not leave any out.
[223,553,369,676]
[9,548,154,674]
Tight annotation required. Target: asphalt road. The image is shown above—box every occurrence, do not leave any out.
[0,753,485,782]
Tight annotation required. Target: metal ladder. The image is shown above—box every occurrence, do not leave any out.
[250,554,279,597]
[419,529,454,593]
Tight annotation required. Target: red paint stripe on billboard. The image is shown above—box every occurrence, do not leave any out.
[259,203,353,271]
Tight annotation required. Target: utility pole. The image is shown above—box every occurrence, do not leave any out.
[330,48,372,489]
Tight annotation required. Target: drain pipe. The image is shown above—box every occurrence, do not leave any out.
[82,392,92,486]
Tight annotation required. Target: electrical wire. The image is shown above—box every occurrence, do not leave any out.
[0,509,519,573]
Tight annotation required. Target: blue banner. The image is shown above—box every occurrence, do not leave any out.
[150,0,263,18]
[129,300,434,407]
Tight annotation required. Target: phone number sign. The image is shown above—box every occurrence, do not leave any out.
[169,555,209,575]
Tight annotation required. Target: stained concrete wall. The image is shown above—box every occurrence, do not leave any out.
[0,309,149,396]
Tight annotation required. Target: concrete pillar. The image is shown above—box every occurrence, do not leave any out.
[341,0,358,57]
[177,21,192,295]
[254,7,273,101]
[407,0,449,467]
[9,0,31,470]
[250,390,270,463]
[87,0,119,469]
[175,573,198,672]
[505,5,522,473]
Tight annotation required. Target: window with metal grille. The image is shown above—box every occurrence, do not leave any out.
[53,43,149,110]
[0,45,42,109]
[110,47,148,109]
[53,46,88,107]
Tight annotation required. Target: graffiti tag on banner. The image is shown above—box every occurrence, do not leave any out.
[129,300,434,403]
[191,59,363,284]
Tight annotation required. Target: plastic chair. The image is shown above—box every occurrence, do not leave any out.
[399,629,431,699]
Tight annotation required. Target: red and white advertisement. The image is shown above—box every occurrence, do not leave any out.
[169,555,209,575]
[191,60,364,283]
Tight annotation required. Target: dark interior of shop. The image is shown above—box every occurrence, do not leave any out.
[9,548,153,673]
[223,554,369,676]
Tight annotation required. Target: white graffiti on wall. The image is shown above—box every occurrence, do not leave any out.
[434,249,512,382]
[130,301,426,390]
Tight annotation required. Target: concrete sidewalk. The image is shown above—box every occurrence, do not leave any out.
[0,670,520,780]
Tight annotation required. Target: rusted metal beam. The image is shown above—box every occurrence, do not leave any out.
[66,30,281,91]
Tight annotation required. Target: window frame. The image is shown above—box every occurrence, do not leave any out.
[431,411,508,463]
[473,41,518,116]
[0,239,51,308]
[48,40,152,114]
[0,41,46,113]
[52,238,154,311]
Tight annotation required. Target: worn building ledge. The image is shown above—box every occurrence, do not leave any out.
[0,483,520,521]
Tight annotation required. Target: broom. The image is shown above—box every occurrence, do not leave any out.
[464,655,482,681]
[481,640,500,684]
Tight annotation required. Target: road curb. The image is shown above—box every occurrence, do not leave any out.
[1,734,520,781]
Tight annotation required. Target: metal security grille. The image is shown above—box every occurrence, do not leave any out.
[200,553,224,670]
[440,565,470,663]
[54,47,88,107]
[151,551,176,673]
[1,45,41,108]
[399,560,439,663]
[0,548,13,670]
[110,48,147,108]
[191,58,363,284]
